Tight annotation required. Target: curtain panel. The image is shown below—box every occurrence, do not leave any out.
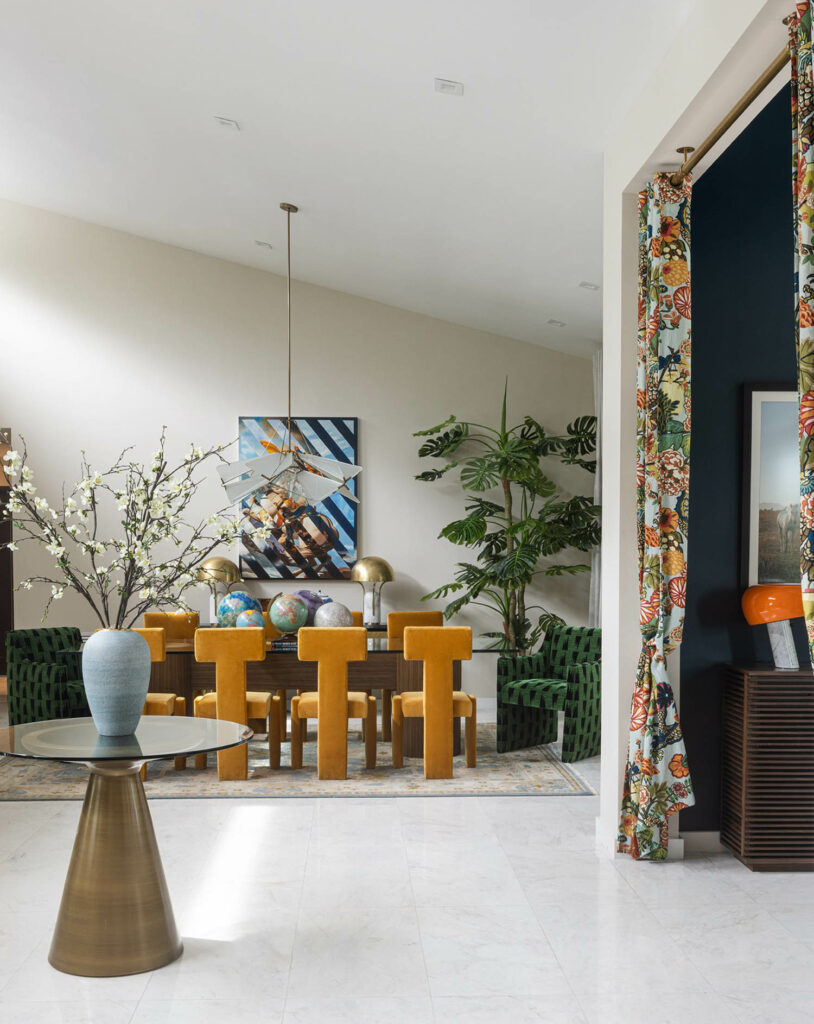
[789,3,814,656]
[618,173,695,861]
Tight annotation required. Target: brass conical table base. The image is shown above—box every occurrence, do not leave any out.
[48,760,183,977]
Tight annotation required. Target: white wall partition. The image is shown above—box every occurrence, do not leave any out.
[599,0,789,855]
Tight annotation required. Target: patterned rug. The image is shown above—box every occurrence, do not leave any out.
[0,724,594,800]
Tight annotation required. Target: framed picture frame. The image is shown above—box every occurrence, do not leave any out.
[741,385,799,586]
[237,415,359,581]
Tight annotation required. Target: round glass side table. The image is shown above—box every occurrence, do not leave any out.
[0,716,251,977]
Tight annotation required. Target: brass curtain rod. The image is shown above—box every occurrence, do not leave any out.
[670,46,790,185]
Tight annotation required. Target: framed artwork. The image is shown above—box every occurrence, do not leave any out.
[237,416,359,580]
[742,386,799,586]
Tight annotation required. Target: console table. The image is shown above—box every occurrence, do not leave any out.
[721,664,814,871]
[0,716,251,976]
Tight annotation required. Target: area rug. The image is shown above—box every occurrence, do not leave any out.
[0,723,594,800]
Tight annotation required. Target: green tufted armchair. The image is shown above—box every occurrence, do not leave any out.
[6,627,89,726]
[497,624,601,762]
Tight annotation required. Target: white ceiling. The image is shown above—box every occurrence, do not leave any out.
[0,1,701,356]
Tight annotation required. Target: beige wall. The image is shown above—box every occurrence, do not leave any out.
[0,198,594,695]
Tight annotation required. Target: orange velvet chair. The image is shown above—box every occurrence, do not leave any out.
[132,627,187,779]
[351,611,364,626]
[383,612,443,743]
[292,627,376,779]
[387,610,444,641]
[193,627,281,780]
[392,626,476,779]
[142,611,199,643]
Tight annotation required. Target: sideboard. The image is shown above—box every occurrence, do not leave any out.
[721,664,814,871]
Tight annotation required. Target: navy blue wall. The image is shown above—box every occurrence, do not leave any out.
[681,84,799,831]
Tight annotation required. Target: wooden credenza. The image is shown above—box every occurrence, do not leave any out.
[721,664,814,871]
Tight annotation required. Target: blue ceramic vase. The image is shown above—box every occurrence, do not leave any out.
[82,629,151,736]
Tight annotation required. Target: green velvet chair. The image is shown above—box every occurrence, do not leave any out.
[496,624,601,762]
[6,627,89,726]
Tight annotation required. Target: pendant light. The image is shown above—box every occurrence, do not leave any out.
[219,203,362,507]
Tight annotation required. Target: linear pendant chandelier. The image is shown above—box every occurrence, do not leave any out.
[218,203,362,507]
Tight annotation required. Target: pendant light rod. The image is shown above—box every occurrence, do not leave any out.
[280,202,298,453]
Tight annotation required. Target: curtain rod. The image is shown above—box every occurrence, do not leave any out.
[670,46,790,185]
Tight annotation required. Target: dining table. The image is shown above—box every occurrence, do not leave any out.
[147,634,495,758]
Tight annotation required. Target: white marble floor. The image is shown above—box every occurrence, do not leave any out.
[0,704,812,1023]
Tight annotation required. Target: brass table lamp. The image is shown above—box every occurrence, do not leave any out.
[351,556,394,626]
[197,556,241,621]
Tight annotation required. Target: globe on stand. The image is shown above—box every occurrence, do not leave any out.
[313,601,353,627]
[294,589,331,625]
[269,594,309,634]
[217,590,262,627]
[235,609,266,629]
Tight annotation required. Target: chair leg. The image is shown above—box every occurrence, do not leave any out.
[269,696,281,769]
[174,697,187,770]
[194,753,208,770]
[392,695,403,768]
[365,696,377,769]
[465,697,477,768]
[277,689,287,740]
[360,689,372,740]
[382,689,392,742]
[139,763,147,781]
[290,696,303,769]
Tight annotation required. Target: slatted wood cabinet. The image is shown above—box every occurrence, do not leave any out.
[721,665,814,871]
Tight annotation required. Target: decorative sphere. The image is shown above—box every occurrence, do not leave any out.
[236,609,266,629]
[314,601,353,627]
[269,593,309,634]
[294,589,331,625]
[217,590,262,627]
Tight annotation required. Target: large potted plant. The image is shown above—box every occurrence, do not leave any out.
[2,430,241,734]
[414,386,600,654]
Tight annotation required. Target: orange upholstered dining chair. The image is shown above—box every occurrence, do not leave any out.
[142,611,199,643]
[193,628,281,780]
[132,627,187,779]
[387,610,444,641]
[291,627,376,779]
[384,612,443,744]
[392,626,476,779]
[351,611,364,626]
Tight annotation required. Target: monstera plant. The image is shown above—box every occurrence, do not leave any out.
[415,385,600,654]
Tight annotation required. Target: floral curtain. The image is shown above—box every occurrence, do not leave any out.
[790,3,814,656]
[618,173,695,861]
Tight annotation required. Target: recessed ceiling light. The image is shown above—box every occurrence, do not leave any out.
[434,78,464,96]
[254,240,273,250]
[579,280,600,291]
[214,116,241,130]
[547,318,566,328]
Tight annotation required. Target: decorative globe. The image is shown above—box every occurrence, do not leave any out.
[217,590,262,627]
[294,589,332,625]
[313,601,353,627]
[236,609,266,629]
[269,593,309,634]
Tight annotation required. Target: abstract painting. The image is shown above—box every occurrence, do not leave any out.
[237,416,359,580]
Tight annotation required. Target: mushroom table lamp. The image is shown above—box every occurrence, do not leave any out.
[197,556,241,623]
[741,584,804,671]
[351,556,394,627]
